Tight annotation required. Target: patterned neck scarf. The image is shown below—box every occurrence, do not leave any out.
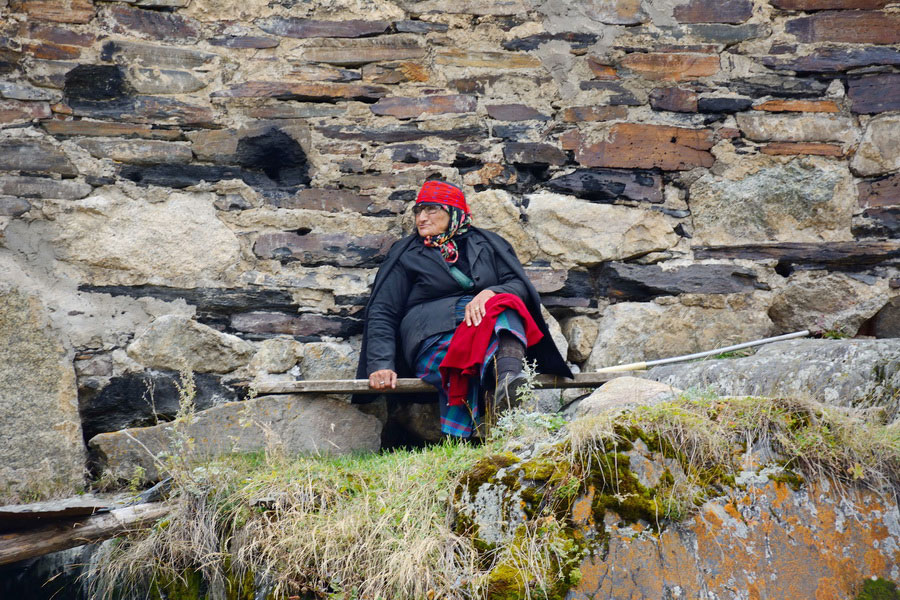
[422,206,472,264]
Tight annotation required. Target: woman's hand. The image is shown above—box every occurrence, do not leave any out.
[465,289,497,327]
[368,369,397,390]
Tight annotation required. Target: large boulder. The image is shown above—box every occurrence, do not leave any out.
[0,286,85,503]
[89,394,382,483]
[646,339,900,416]
[523,192,678,268]
[767,271,891,336]
[584,297,774,371]
[127,315,256,374]
[689,156,855,245]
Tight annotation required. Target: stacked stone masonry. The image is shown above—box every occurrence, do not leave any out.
[0,0,899,498]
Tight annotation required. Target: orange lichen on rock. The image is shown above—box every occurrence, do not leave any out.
[569,481,900,599]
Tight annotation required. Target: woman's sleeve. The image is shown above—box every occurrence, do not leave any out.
[487,239,530,300]
[365,260,411,374]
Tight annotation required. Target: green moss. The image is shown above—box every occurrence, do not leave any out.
[769,468,806,491]
[486,563,528,600]
[520,458,556,481]
[857,578,900,600]
[463,452,521,497]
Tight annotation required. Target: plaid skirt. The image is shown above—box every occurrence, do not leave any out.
[414,295,526,438]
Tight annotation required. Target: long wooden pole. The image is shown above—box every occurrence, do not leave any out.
[253,330,810,395]
[0,503,170,566]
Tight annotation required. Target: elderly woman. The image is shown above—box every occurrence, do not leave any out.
[355,181,571,438]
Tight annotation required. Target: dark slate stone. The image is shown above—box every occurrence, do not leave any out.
[503,142,567,166]
[318,123,487,143]
[385,143,441,163]
[0,197,31,217]
[234,128,310,187]
[697,97,753,113]
[730,74,829,99]
[80,371,238,442]
[858,173,900,208]
[858,207,900,238]
[848,73,900,114]
[578,81,642,105]
[491,123,536,141]
[253,231,395,267]
[255,17,391,39]
[64,64,133,103]
[78,285,298,316]
[230,311,362,340]
[544,168,664,204]
[208,35,280,49]
[106,5,200,42]
[502,32,598,51]
[486,104,550,121]
[0,140,78,176]
[673,0,753,24]
[389,189,417,202]
[680,23,770,43]
[119,163,263,189]
[694,242,900,272]
[394,20,449,33]
[762,46,900,73]
[650,87,699,112]
[594,262,761,301]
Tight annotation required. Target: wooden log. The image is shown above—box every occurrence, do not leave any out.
[253,371,639,395]
[0,502,169,566]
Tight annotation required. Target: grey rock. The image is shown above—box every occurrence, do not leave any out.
[0,175,92,200]
[851,114,900,177]
[100,40,217,70]
[127,315,256,374]
[0,285,85,504]
[0,81,59,101]
[89,395,382,483]
[75,139,193,165]
[584,299,774,371]
[869,296,900,338]
[767,271,890,336]
[564,376,680,419]
[689,156,855,245]
[298,342,358,381]
[0,196,31,216]
[560,315,600,364]
[646,339,900,417]
[125,67,208,95]
[736,113,858,144]
[0,140,77,176]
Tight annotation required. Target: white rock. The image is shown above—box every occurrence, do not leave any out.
[524,192,679,268]
[850,114,900,177]
[127,315,255,374]
[52,189,242,286]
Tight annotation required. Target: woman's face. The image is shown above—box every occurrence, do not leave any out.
[415,205,450,237]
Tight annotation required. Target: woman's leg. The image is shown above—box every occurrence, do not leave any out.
[415,333,480,438]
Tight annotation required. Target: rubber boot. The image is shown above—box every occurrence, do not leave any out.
[493,331,526,411]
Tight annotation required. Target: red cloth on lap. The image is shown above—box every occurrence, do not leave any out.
[439,293,543,407]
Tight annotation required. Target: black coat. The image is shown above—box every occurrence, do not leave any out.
[354,227,572,402]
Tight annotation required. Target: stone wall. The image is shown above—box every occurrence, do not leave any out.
[0,0,898,497]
